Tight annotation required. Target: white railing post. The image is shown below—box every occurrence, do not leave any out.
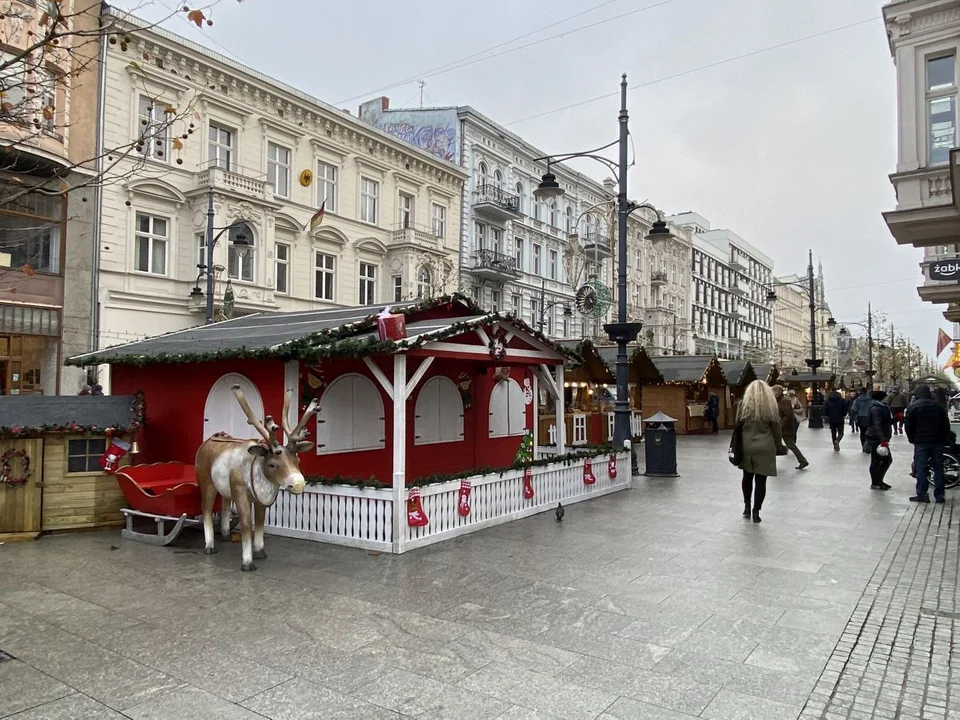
[392,354,407,553]
[532,372,539,458]
[573,413,587,445]
[555,364,566,454]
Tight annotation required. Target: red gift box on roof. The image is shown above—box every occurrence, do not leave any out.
[377,306,407,342]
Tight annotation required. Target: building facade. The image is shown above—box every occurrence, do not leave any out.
[670,212,774,360]
[359,97,616,339]
[95,12,466,390]
[772,274,808,369]
[0,0,100,395]
[883,0,960,323]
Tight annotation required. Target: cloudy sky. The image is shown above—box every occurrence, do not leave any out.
[125,0,945,362]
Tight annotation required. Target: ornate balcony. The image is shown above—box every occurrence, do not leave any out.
[728,283,746,296]
[390,224,442,250]
[473,184,520,222]
[582,232,612,260]
[469,249,520,281]
[650,270,668,286]
[195,167,274,202]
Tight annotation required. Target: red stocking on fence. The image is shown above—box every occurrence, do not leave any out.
[608,454,618,479]
[583,459,597,485]
[458,479,471,517]
[523,467,534,499]
[407,487,429,527]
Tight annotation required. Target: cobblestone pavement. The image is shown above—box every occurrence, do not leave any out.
[0,427,954,719]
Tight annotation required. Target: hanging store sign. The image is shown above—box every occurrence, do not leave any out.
[929,259,960,281]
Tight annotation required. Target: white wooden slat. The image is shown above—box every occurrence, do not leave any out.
[414,377,441,445]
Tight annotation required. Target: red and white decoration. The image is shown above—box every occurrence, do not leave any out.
[583,459,597,485]
[99,438,131,474]
[458,479,471,516]
[377,306,407,341]
[407,486,429,527]
[608,454,618,479]
[522,466,535,499]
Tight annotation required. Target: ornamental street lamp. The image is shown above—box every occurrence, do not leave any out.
[837,302,876,387]
[536,278,573,333]
[192,188,253,324]
[533,74,673,457]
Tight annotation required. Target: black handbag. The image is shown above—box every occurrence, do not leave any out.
[728,422,744,466]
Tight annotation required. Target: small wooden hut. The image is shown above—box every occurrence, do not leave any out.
[720,360,757,428]
[642,355,728,434]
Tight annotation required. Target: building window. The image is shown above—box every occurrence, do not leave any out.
[267,142,291,198]
[36,68,56,134]
[478,162,488,182]
[550,202,558,228]
[393,274,403,302]
[196,232,206,270]
[417,267,431,298]
[317,161,338,212]
[476,222,486,250]
[533,244,542,275]
[315,252,335,301]
[928,54,957,165]
[0,53,26,117]
[275,243,289,294]
[565,206,574,234]
[360,177,379,224]
[67,438,107,473]
[494,169,503,188]
[511,293,521,316]
[546,308,554,335]
[134,213,168,275]
[359,262,377,304]
[515,237,524,270]
[492,227,502,253]
[530,298,540,328]
[491,289,501,311]
[515,182,525,214]
[549,249,558,280]
[398,191,414,229]
[228,236,254,283]
[0,191,63,275]
[137,96,168,162]
[209,123,233,170]
[431,203,446,238]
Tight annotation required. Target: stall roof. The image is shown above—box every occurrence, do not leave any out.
[720,360,749,386]
[0,394,144,437]
[67,295,573,367]
[753,363,776,383]
[558,339,615,384]
[778,371,836,385]
[649,355,727,385]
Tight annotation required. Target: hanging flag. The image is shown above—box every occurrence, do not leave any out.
[937,328,952,357]
[306,201,326,232]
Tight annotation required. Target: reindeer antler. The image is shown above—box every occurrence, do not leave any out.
[281,390,294,438]
[288,396,320,445]
[231,384,275,445]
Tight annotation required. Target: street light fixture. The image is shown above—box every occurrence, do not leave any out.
[191,216,252,324]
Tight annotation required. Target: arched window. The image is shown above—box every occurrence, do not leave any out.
[478,162,488,186]
[227,222,255,283]
[316,374,385,454]
[494,169,503,188]
[489,377,527,438]
[417,266,432,299]
[415,376,464,445]
[515,181,524,214]
[565,206,573,234]
[550,202,558,228]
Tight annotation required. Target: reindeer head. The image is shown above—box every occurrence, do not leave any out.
[231,385,320,495]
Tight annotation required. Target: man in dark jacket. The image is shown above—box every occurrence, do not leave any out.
[905,384,952,503]
[888,387,907,435]
[850,388,872,452]
[705,393,720,434]
[865,390,893,490]
[773,385,809,469]
[824,390,847,451]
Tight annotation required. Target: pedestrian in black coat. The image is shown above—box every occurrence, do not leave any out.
[824,390,847,451]
[905,384,952,503]
[865,391,893,490]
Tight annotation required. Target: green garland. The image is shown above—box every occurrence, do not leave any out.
[0,391,146,439]
[304,445,615,489]
[67,294,579,368]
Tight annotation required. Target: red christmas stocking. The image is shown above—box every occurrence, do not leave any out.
[407,487,429,527]
[583,459,597,485]
[99,438,131,474]
[458,480,472,517]
[522,467,534,499]
[608,454,618,479]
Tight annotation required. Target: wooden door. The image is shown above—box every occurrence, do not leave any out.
[0,438,43,538]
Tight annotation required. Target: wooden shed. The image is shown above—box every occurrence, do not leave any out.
[642,355,728,434]
[720,360,758,427]
[0,394,144,541]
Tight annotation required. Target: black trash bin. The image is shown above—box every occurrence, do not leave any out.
[808,404,824,429]
[643,411,679,477]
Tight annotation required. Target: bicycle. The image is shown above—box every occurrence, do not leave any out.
[909,449,960,489]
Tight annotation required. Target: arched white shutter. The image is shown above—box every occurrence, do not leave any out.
[489,377,526,438]
[316,374,385,454]
[415,376,463,445]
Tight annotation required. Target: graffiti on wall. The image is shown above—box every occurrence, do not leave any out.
[359,100,460,163]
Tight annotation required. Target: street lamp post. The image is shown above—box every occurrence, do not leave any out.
[194,188,252,324]
[533,75,672,458]
[536,278,573,333]
[838,302,877,388]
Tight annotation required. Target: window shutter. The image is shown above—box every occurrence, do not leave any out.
[352,375,386,450]
[507,379,526,436]
[489,380,509,438]
[438,377,464,442]
[414,378,441,445]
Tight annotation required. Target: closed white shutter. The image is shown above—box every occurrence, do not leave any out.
[489,380,509,438]
[414,377,441,445]
[507,378,526,436]
[437,377,464,442]
[317,374,385,454]
[352,375,386,450]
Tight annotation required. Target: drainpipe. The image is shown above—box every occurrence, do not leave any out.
[89,12,108,382]
[458,117,467,294]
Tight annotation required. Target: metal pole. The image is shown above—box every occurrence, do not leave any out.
[806,249,823,427]
[205,187,215,324]
[613,74,631,450]
[867,302,874,384]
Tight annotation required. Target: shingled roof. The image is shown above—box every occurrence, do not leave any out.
[650,355,727,384]
[0,394,144,437]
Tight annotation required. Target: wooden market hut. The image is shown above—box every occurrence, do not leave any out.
[541,339,616,447]
[720,359,757,427]
[642,355,729,434]
[779,370,837,411]
[0,394,144,540]
[752,363,778,385]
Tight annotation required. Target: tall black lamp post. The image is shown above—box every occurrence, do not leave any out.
[838,302,876,388]
[533,74,672,453]
[765,249,836,429]
[191,188,253,324]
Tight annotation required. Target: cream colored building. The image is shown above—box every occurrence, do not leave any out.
[772,275,809,369]
[95,10,465,387]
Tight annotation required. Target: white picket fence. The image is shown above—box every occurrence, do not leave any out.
[545,412,643,446]
[264,451,631,553]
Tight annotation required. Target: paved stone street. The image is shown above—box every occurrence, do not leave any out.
[0,427,955,719]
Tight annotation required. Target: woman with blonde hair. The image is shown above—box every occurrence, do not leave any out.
[731,380,786,522]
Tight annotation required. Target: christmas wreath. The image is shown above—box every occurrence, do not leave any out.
[0,449,31,486]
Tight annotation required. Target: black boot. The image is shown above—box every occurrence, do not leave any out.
[752,509,761,523]
[743,503,751,519]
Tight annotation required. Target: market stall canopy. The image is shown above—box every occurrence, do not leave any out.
[558,339,615,385]
[0,394,144,437]
[779,371,836,386]
[720,360,757,387]
[67,294,574,367]
[752,363,777,384]
[649,355,727,386]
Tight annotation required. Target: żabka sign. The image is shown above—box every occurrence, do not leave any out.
[930,260,960,281]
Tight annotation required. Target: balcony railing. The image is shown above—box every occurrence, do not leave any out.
[195,168,273,201]
[473,184,520,220]
[651,271,668,285]
[471,249,519,278]
[582,232,612,258]
[390,223,441,249]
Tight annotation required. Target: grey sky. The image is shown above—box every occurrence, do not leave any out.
[126,0,944,362]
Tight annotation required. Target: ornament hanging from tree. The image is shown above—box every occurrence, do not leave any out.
[522,467,534,499]
[608,455,618,479]
[407,486,429,527]
[583,459,597,485]
[514,430,534,465]
[458,479,471,516]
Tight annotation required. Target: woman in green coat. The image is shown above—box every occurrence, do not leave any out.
[733,380,785,523]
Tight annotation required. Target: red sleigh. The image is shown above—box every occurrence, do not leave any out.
[115,462,223,545]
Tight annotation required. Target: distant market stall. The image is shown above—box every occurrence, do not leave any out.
[69,295,629,554]
[642,355,728,434]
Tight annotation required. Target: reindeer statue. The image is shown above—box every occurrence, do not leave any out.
[196,384,319,571]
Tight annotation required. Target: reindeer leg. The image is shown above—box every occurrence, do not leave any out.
[200,478,219,555]
[220,500,233,542]
[234,489,256,571]
[252,502,267,560]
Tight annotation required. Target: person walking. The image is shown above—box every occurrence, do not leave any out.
[731,380,786,523]
[774,385,809,470]
[705,393,720,434]
[904,384,952,504]
[824,390,848,451]
[848,390,859,432]
[864,390,893,490]
[852,387,872,452]
[888,387,907,435]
